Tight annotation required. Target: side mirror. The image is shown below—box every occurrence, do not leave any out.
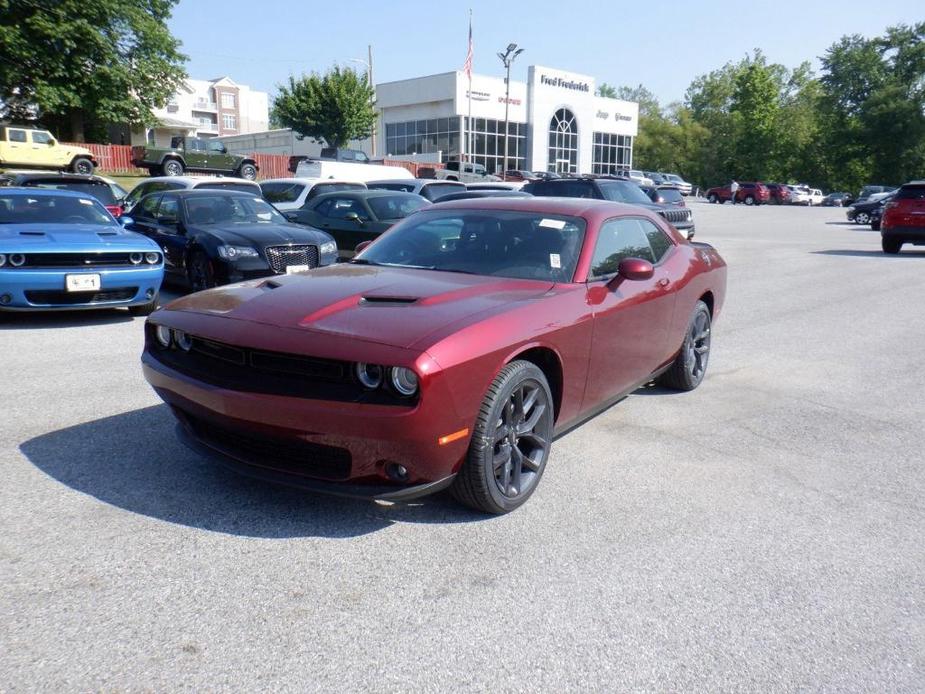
[354,240,373,254]
[119,216,134,227]
[345,212,364,225]
[284,211,299,222]
[615,257,654,283]
[47,140,56,146]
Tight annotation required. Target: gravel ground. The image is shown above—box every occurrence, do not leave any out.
[2,202,923,692]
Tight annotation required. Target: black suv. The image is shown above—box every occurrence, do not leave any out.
[523,177,695,239]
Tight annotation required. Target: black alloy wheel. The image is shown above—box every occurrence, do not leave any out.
[452,360,554,514]
[855,212,870,225]
[163,159,184,177]
[188,251,217,291]
[660,300,712,392]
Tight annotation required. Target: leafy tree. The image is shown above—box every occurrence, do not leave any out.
[729,57,783,179]
[272,67,376,148]
[596,82,618,99]
[0,0,187,142]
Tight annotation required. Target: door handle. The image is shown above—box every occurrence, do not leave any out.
[657,277,670,288]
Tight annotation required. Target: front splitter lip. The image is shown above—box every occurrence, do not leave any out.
[175,423,457,502]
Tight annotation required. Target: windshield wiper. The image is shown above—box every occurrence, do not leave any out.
[349,258,381,266]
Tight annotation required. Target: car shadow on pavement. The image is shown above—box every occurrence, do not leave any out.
[0,308,137,330]
[19,404,487,539]
[812,249,925,258]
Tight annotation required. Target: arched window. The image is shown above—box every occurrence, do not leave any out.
[548,109,578,174]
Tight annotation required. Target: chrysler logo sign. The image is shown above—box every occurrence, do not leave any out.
[540,75,590,92]
[596,111,634,122]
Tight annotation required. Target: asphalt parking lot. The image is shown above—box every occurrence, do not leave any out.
[2,202,924,692]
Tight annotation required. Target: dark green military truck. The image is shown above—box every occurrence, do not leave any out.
[131,136,258,179]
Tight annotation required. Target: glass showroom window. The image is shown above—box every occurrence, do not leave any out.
[385,119,460,160]
[222,114,237,130]
[463,117,526,174]
[548,109,578,174]
[592,133,633,175]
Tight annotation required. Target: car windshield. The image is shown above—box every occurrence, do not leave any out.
[369,182,416,193]
[20,180,118,206]
[596,181,653,205]
[195,182,259,194]
[261,182,305,203]
[367,195,430,220]
[895,185,925,200]
[183,194,287,225]
[657,188,683,203]
[357,209,586,283]
[0,193,116,225]
[312,183,366,196]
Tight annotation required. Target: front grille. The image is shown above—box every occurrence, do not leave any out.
[146,327,413,406]
[658,208,693,225]
[182,411,352,480]
[19,253,146,268]
[265,245,319,274]
[25,287,137,305]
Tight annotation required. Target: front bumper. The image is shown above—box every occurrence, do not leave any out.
[0,265,163,311]
[142,351,473,497]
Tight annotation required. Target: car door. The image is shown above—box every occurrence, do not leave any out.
[29,130,66,167]
[124,192,163,240]
[150,195,188,272]
[207,140,235,172]
[184,139,208,170]
[310,196,375,256]
[583,217,678,406]
[2,128,30,165]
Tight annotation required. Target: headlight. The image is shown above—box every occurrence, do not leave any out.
[155,325,172,348]
[0,254,6,267]
[319,241,337,256]
[390,367,419,396]
[9,253,25,267]
[355,362,383,389]
[144,251,161,264]
[217,245,259,260]
[174,330,192,352]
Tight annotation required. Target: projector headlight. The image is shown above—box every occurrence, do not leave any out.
[390,367,419,397]
[154,325,172,348]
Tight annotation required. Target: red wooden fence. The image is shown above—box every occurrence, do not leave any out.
[62,143,444,180]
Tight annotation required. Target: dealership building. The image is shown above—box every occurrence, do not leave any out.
[374,65,639,175]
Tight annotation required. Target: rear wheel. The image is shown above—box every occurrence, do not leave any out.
[451,360,554,514]
[162,159,184,177]
[238,163,257,180]
[659,301,712,392]
[707,193,717,204]
[882,237,902,254]
[71,157,94,175]
[855,212,870,225]
[744,195,755,206]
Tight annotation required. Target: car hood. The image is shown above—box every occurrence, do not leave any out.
[0,223,158,250]
[165,263,554,349]
[188,222,330,246]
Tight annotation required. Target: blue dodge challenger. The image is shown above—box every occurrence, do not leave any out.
[0,188,164,316]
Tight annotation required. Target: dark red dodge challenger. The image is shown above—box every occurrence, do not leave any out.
[142,198,727,513]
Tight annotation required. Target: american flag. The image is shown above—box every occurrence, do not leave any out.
[462,14,473,80]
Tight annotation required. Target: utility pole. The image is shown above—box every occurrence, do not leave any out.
[368,44,376,157]
[497,43,524,176]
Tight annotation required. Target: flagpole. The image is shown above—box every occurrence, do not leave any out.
[467,9,473,163]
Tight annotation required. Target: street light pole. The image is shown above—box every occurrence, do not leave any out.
[497,43,523,176]
[349,45,376,157]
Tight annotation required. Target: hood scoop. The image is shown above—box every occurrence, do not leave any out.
[97,231,118,237]
[19,231,45,236]
[359,295,419,306]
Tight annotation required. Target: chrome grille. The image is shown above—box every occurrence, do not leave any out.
[658,208,692,225]
[265,245,319,274]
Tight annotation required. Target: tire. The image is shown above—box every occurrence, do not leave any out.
[855,212,870,225]
[744,195,755,206]
[71,157,94,175]
[707,193,717,204]
[659,300,712,392]
[128,295,158,316]
[446,175,458,181]
[451,360,554,514]
[881,237,902,254]
[162,159,184,177]
[187,250,217,291]
[238,163,257,180]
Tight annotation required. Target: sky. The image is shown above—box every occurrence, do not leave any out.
[168,0,922,105]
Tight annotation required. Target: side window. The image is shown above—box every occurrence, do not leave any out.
[589,218,656,279]
[137,194,163,220]
[124,184,148,209]
[156,197,179,224]
[313,198,334,216]
[207,140,225,153]
[9,129,28,143]
[560,181,596,198]
[639,218,673,262]
[31,131,53,144]
[326,198,368,220]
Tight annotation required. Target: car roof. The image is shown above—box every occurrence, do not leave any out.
[430,195,650,220]
[163,189,266,197]
[260,177,366,186]
[310,189,424,202]
[139,176,258,186]
[0,187,98,199]
[3,172,110,183]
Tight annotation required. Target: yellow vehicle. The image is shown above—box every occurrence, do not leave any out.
[0,125,96,174]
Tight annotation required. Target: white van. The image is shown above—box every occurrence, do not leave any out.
[294,159,413,182]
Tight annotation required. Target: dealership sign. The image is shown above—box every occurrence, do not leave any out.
[540,74,591,93]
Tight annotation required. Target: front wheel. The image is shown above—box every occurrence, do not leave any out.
[71,157,94,175]
[744,195,755,206]
[187,251,217,291]
[162,159,184,177]
[451,360,554,514]
[659,300,712,392]
[855,212,870,225]
[238,163,257,180]
[128,295,159,316]
[882,237,902,254]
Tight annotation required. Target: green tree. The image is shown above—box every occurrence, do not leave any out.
[729,57,783,179]
[0,0,187,142]
[596,82,618,99]
[272,67,376,148]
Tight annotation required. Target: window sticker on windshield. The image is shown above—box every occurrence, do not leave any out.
[79,198,94,205]
[539,218,566,230]
[550,253,561,269]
